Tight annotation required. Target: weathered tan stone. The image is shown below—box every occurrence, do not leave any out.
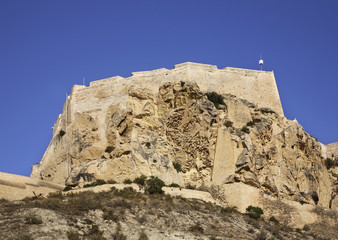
[0,172,64,201]
[212,128,235,184]
[28,63,336,216]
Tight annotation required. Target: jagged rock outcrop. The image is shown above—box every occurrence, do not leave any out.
[31,75,337,211]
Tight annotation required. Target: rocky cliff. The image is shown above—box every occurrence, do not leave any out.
[30,63,337,215]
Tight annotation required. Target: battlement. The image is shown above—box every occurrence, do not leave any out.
[70,62,284,116]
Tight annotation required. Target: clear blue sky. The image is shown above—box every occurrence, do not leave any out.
[1,0,337,176]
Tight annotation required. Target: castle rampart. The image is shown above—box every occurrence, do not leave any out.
[0,172,64,201]
[69,62,284,118]
[30,62,285,185]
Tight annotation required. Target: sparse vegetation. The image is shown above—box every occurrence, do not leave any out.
[246,121,254,127]
[185,184,196,190]
[84,179,107,188]
[246,205,263,220]
[133,175,147,186]
[19,233,33,240]
[105,146,115,153]
[145,176,165,194]
[189,223,204,234]
[220,206,238,214]
[112,223,127,240]
[59,130,66,137]
[145,142,151,148]
[107,180,117,184]
[325,158,336,170]
[303,224,310,231]
[123,179,132,184]
[169,183,180,188]
[269,216,279,224]
[0,185,332,239]
[206,91,225,109]
[25,215,43,224]
[103,210,119,222]
[86,224,105,239]
[241,126,250,134]
[138,230,148,240]
[173,162,182,172]
[224,120,233,127]
[67,230,81,240]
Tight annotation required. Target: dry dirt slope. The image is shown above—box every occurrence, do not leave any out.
[0,185,335,240]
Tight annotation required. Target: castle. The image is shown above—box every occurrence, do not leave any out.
[1,63,337,225]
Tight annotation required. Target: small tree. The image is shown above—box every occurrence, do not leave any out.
[105,146,115,153]
[246,205,263,219]
[145,176,165,194]
[325,158,335,170]
[173,162,182,172]
[59,130,66,137]
[123,179,132,184]
[133,175,147,186]
[224,121,233,128]
[206,92,225,109]
[241,126,250,134]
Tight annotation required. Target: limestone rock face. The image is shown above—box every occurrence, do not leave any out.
[31,63,337,211]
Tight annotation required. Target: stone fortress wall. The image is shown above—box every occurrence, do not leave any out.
[2,62,337,201]
[70,62,284,117]
[30,62,285,185]
[0,172,64,201]
[54,62,285,149]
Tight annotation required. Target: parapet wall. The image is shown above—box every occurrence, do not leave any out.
[0,172,64,201]
[66,62,284,120]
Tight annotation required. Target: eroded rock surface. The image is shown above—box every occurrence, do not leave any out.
[31,79,337,211]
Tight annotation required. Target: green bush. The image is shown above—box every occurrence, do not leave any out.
[189,223,204,233]
[246,205,263,219]
[269,216,279,224]
[112,223,127,240]
[246,121,254,127]
[220,206,238,214]
[169,183,180,188]
[105,146,115,153]
[133,175,147,186]
[224,120,233,127]
[67,230,80,240]
[83,179,107,188]
[138,230,148,240]
[145,176,165,194]
[206,92,225,109]
[123,179,132,184]
[325,158,335,170]
[59,130,66,137]
[185,184,196,190]
[103,210,119,222]
[173,162,182,172]
[19,234,33,240]
[303,224,310,231]
[38,198,61,210]
[87,224,104,239]
[241,126,250,134]
[25,215,43,224]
